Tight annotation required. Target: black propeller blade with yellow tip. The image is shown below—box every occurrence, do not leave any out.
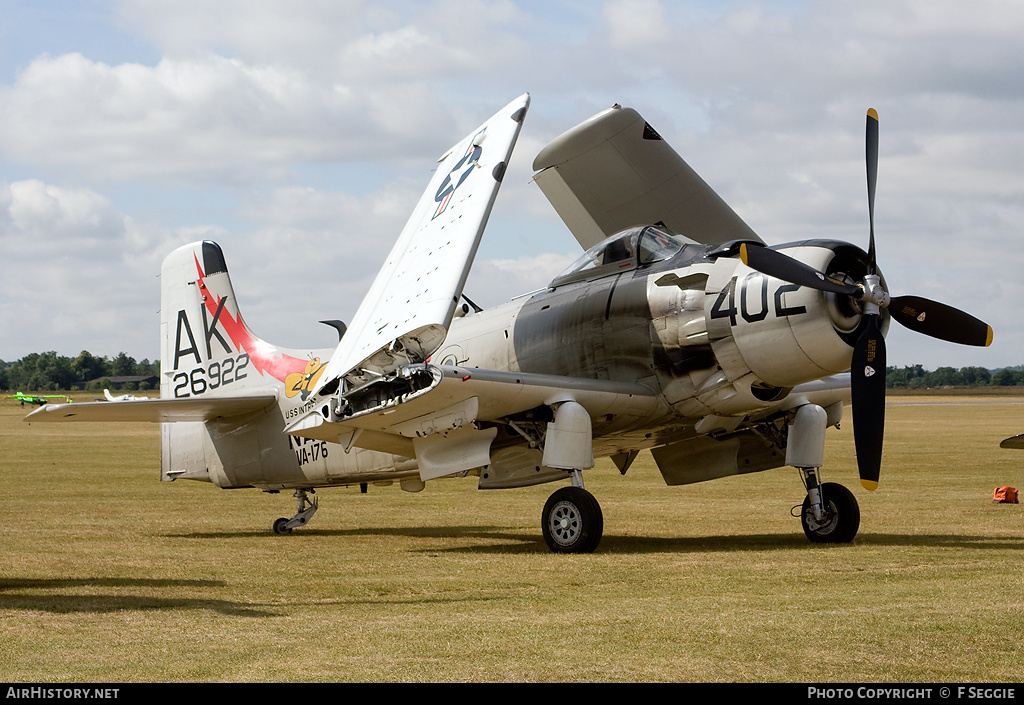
[852,107,886,490]
[851,306,886,490]
[738,242,861,297]
[887,295,994,347]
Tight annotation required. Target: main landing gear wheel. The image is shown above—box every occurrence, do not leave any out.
[801,482,860,544]
[542,486,603,554]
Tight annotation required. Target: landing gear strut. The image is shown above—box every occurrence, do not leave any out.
[798,473,860,543]
[787,403,859,543]
[536,402,604,553]
[273,488,318,534]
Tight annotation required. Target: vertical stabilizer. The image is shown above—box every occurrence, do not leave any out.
[158,240,336,487]
[160,240,329,399]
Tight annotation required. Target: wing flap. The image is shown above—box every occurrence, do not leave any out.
[532,104,762,249]
[25,394,278,423]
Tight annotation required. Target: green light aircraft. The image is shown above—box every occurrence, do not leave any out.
[8,392,72,406]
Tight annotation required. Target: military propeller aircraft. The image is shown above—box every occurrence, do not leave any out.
[26,95,993,552]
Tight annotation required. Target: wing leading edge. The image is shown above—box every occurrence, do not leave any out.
[532,104,762,250]
[25,394,278,423]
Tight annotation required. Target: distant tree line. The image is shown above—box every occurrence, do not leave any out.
[886,365,1024,389]
[0,351,160,392]
[3,351,1023,392]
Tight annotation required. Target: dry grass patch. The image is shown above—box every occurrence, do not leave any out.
[2,395,1023,682]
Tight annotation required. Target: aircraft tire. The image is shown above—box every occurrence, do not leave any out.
[801,482,860,543]
[273,517,293,535]
[541,486,603,553]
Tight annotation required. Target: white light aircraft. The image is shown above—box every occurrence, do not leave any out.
[104,389,142,402]
[27,95,993,552]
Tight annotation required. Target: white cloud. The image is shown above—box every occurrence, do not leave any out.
[0,179,190,360]
[0,51,446,182]
[3,180,123,251]
[112,0,534,84]
[863,0,1024,39]
[602,0,670,48]
[464,252,576,307]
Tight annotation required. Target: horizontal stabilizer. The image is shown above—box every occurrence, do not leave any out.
[25,394,277,423]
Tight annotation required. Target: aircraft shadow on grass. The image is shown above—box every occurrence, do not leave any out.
[164,527,1024,555]
[0,577,279,617]
[0,576,517,613]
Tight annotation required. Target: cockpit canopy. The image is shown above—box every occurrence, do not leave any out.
[550,225,693,287]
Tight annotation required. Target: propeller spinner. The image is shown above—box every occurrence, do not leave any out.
[739,109,993,490]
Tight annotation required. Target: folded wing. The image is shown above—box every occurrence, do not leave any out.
[313,94,531,396]
[532,104,762,249]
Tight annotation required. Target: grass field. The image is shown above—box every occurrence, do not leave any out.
[2,394,1023,683]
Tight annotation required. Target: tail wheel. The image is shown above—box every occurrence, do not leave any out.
[801,482,860,543]
[542,486,603,553]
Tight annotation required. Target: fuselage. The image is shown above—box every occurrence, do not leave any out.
[164,230,878,492]
[433,227,877,457]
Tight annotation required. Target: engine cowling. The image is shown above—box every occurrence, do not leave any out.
[705,240,887,390]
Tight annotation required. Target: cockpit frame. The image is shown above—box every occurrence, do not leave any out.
[548,225,696,288]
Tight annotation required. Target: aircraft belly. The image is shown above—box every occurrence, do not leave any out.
[234,425,419,491]
[205,408,307,488]
[268,411,420,489]
[298,447,419,489]
[203,405,412,490]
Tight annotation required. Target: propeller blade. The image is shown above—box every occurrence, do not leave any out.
[851,314,886,491]
[1000,434,1024,450]
[866,108,879,272]
[889,295,994,347]
[739,243,861,296]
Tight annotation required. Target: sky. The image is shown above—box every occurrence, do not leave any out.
[1,0,1022,372]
